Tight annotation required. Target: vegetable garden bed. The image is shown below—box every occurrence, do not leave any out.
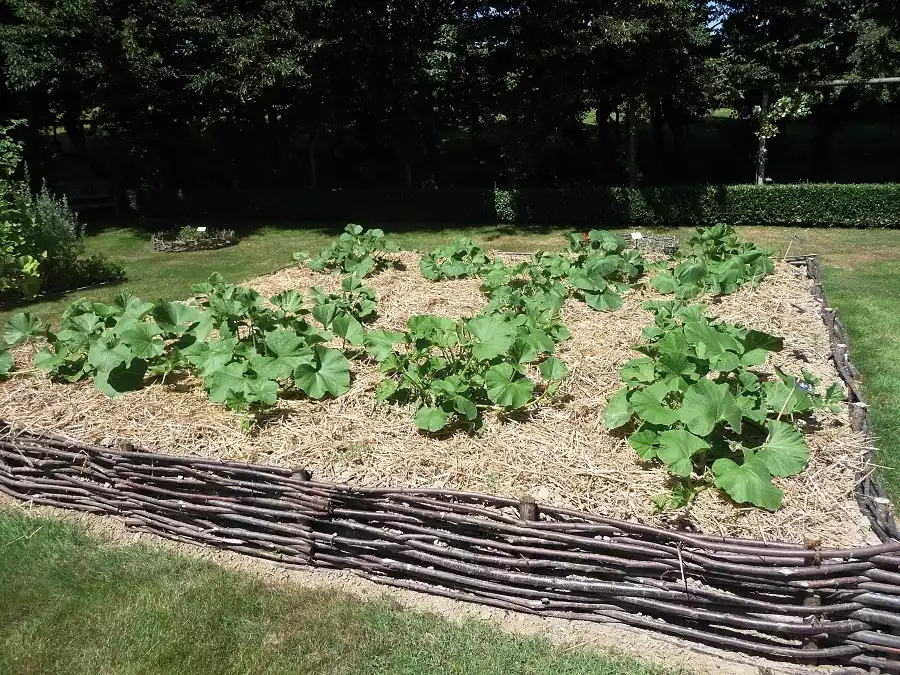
[0,243,881,547]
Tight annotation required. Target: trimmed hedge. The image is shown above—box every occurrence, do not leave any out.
[494,184,900,228]
[167,184,900,228]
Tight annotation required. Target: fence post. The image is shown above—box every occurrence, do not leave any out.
[802,534,823,664]
[518,495,539,522]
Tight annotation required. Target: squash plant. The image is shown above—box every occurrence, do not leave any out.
[650,224,774,300]
[365,312,567,432]
[308,275,377,347]
[604,300,842,510]
[0,311,44,376]
[25,275,353,411]
[419,237,502,280]
[294,224,399,278]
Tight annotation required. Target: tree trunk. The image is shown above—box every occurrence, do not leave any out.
[651,100,665,182]
[756,89,769,185]
[308,141,318,188]
[625,98,638,187]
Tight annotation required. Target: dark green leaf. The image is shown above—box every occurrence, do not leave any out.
[713,457,783,511]
[656,430,710,477]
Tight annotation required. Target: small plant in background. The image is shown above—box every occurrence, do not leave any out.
[177,226,207,242]
[420,237,501,281]
[365,312,568,432]
[650,223,774,300]
[604,300,842,511]
[294,224,399,278]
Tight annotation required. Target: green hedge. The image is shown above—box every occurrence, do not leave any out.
[167,184,900,228]
[494,184,900,228]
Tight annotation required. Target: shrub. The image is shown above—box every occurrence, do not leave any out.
[30,180,85,281]
[1,122,44,300]
[492,184,900,228]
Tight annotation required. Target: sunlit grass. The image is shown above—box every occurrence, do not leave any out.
[0,510,682,675]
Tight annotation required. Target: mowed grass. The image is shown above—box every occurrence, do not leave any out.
[0,509,679,675]
[1,222,898,503]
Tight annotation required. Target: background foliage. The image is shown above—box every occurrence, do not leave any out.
[2,0,900,201]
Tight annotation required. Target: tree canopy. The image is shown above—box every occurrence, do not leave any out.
[1,0,899,194]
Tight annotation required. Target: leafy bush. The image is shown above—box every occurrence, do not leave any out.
[0,124,124,301]
[31,181,84,270]
[492,184,900,228]
[23,274,353,411]
[365,312,567,432]
[294,224,399,278]
[604,300,842,511]
[650,224,774,300]
[419,237,501,281]
[1,122,44,299]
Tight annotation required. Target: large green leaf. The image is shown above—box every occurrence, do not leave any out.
[630,382,680,426]
[604,387,632,429]
[407,315,459,348]
[683,320,741,357]
[4,312,43,347]
[650,271,679,294]
[675,260,707,283]
[539,356,567,381]
[94,358,148,397]
[70,312,102,335]
[656,430,710,477]
[113,293,155,319]
[205,361,250,403]
[153,302,204,335]
[740,330,783,366]
[713,457,783,511]
[184,337,237,377]
[628,429,661,460]
[764,378,815,417]
[34,346,68,371]
[118,322,165,360]
[293,345,351,399]
[364,329,405,362]
[584,289,623,312]
[0,350,12,375]
[755,420,810,477]
[621,357,656,385]
[332,314,365,346]
[245,378,279,406]
[484,363,533,409]
[269,290,305,313]
[87,339,133,373]
[415,406,448,432]
[679,378,742,436]
[466,316,516,360]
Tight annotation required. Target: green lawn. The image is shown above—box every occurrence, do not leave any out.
[0,509,677,675]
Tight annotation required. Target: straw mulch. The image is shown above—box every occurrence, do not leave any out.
[0,251,878,547]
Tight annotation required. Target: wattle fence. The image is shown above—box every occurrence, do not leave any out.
[1,255,898,672]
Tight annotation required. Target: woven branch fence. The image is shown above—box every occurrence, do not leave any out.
[1,255,898,672]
